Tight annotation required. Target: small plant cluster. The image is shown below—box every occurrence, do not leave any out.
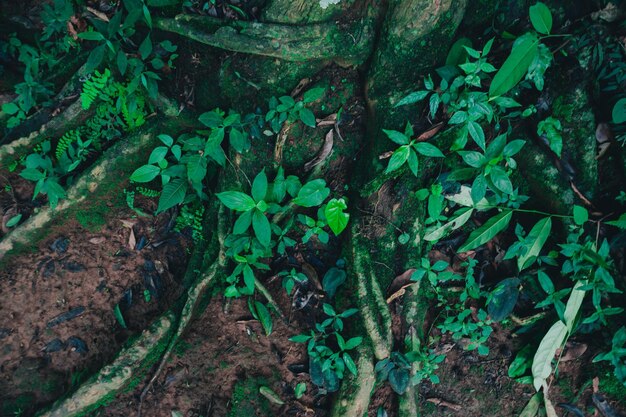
[379,2,626,396]
[291,301,362,392]
[14,69,148,210]
[1,0,174,130]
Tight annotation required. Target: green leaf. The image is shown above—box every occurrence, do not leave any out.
[503,139,526,157]
[467,121,486,150]
[85,44,106,72]
[294,382,306,399]
[573,205,588,226]
[139,35,152,60]
[229,128,250,153]
[130,165,160,183]
[255,301,273,336]
[2,102,19,115]
[446,37,472,66]
[252,169,268,202]
[233,210,253,234]
[407,149,419,176]
[529,2,552,35]
[186,154,207,184]
[424,208,473,241]
[386,145,410,173]
[157,178,187,213]
[388,368,410,394]
[343,353,358,376]
[78,31,105,41]
[252,209,271,247]
[303,87,325,103]
[518,217,552,271]
[563,280,586,332]
[259,386,284,405]
[6,214,22,228]
[322,267,347,298]
[606,213,626,229]
[458,211,512,252]
[383,129,409,145]
[148,146,168,164]
[490,166,513,194]
[158,134,174,147]
[518,393,542,417]
[394,90,430,107]
[217,191,256,211]
[293,179,330,207]
[613,98,626,124]
[198,111,223,128]
[459,151,485,168]
[20,168,45,181]
[532,320,567,391]
[116,50,128,75]
[114,304,127,329]
[488,277,520,321]
[413,142,444,157]
[142,4,152,28]
[299,108,316,127]
[489,33,539,98]
[325,198,350,236]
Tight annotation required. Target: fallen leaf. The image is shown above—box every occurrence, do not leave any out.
[560,341,587,362]
[416,123,444,141]
[591,2,622,22]
[88,236,106,244]
[426,398,461,411]
[304,129,334,171]
[128,228,136,250]
[259,386,285,405]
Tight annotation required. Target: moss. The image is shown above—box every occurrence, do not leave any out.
[227,376,273,417]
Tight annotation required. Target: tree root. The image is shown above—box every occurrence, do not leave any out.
[352,230,393,360]
[36,313,176,417]
[153,13,375,66]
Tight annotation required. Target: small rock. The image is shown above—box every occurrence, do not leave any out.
[50,237,70,254]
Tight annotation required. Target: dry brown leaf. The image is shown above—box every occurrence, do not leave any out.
[561,341,587,362]
[416,123,444,141]
[88,236,106,245]
[592,2,623,22]
[128,228,136,250]
[86,6,109,22]
[120,219,136,228]
[426,398,461,411]
[304,129,334,171]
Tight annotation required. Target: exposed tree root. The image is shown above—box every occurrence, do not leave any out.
[330,341,377,417]
[352,230,393,360]
[153,13,375,66]
[37,313,176,417]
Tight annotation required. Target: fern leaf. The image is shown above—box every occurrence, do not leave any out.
[55,130,80,160]
[81,68,111,110]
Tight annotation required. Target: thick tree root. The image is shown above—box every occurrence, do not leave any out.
[36,313,176,417]
[153,13,375,66]
[330,341,377,417]
[352,230,393,360]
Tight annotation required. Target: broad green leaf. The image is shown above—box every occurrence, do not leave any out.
[139,35,152,60]
[395,90,429,107]
[198,111,223,128]
[229,128,250,153]
[573,205,588,225]
[259,386,284,405]
[508,345,533,378]
[157,178,187,213]
[78,31,105,41]
[299,108,316,127]
[216,191,256,211]
[606,213,626,229]
[518,393,542,417]
[252,169,268,202]
[20,168,45,181]
[488,277,520,321]
[386,145,410,173]
[252,209,271,247]
[459,151,485,168]
[489,33,539,98]
[322,267,347,298]
[471,175,487,204]
[2,102,19,114]
[518,217,552,271]
[563,280,586,332]
[158,134,174,147]
[613,98,626,124]
[490,166,513,195]
[458,211,512,252]
[303,87,325,103]
[467,121,486,150]
[130,165,160,183]
[529,2,552,34]
[293,179,330,207]
[233,210,253,234]
[186,154,208,184]
[85,44,106,72]
[414,142,444,157]
[407,150,419,176]
[503,139,526,157]
[325,198,350,236]
[148,146,168,164]
[446,37,472,66]
[424,208,473,241]
[532,320,567,391]
[388,368,410,394]
[383,129,409,145]
[344,353,358,376]
[254,301,273,336]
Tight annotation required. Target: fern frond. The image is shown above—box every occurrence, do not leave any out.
[121,93,147,130]
[55,130,80,160]
[136,187,160,198]
[81,68,111,110]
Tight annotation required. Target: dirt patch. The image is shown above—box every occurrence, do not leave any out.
[0,203,191,416]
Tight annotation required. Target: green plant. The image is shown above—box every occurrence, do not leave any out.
[594,327,626,387]
[290,304,362,392]
[278,268,307,295]
[174,203,205,242]
[376,348,445,394]
[265,87,325,132]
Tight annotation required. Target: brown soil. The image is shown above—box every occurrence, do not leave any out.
[0,199,191,416]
